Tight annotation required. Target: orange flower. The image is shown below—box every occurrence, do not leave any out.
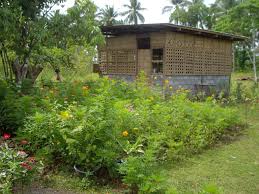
[122,130,129,137]
[20,140,28,145]
[27,157,36,164]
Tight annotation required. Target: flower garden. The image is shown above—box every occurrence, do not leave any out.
[0,74,249,193]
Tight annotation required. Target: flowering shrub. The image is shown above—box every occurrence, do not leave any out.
[0,137,43,193]
[16,77,242,193]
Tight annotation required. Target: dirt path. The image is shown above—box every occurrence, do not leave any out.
[14,183,81,194]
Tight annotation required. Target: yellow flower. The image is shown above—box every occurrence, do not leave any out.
[122,130,129,137]
[169,86,173,90]
[154,76,157,80]
[82,86,89,91]
[164,80,169,85]
[60,111,71,120]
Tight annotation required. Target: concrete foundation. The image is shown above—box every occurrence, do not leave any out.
[106,74,230,95]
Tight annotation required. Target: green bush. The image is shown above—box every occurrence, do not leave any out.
[17,77,241,192]
[0,142,43,193]
[0,79,40,134]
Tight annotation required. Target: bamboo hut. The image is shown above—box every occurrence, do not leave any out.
[96,23,246,94]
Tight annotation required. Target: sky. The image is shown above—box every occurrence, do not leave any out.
[62,0,216,24]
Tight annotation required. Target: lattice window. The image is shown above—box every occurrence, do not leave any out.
[99,50,107,63]
[164,33,233,75]
[193,50,204,75]
[101,49,137,75]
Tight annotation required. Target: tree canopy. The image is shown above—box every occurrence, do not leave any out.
[0,0,104,84]
[121,0,146,25]
[97,5,120,26]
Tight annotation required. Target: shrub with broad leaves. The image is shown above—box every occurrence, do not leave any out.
[16,77,242,193]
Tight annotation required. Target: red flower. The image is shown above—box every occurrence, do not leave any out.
[3,133,11,140]
[20,162,32,170]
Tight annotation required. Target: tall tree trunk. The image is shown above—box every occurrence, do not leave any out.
[11,58,43,85]
[55,68,61,81]
[0,45,13,80]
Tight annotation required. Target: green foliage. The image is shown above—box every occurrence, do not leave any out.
[0,79,40,134]
[16,77,242,192]
[0,143,43,193]
[213,0,259,37]
[121,0,146,25]
[230,77,259,103]
[97,5,120,26]
[213,0,259,70]
[0,0,104,83]
[200,183,222,194]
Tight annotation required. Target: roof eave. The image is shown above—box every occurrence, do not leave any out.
[100,23,247,41]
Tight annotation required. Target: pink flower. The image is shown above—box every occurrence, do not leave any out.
[17,150,28,158]
[3,133,11,140]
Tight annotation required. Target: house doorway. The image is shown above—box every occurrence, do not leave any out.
[137,37,151,75]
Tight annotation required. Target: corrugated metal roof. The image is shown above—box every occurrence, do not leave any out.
[101,23,247,41]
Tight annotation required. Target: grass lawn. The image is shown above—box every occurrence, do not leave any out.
[162,72,259,194]
[165,103,259,194]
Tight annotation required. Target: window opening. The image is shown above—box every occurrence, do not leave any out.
[137,38,150,49]
[152,48,163,73]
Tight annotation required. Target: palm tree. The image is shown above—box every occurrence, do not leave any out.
[121,0,146,25]
[185,0,208,29]
[98,5,119,26]
[215,0,241,11]
[162,0,190,24]
[162,0,188,14]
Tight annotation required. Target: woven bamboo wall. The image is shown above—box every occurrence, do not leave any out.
[150,32,166,48]
[99,32,233,76]
[99,35,137,75]
[138,49,152,75]
[164,32,232,75]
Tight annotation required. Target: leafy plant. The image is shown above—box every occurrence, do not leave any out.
[0,79,40,134]
[17,77,242,192]
[0,142,43,193]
